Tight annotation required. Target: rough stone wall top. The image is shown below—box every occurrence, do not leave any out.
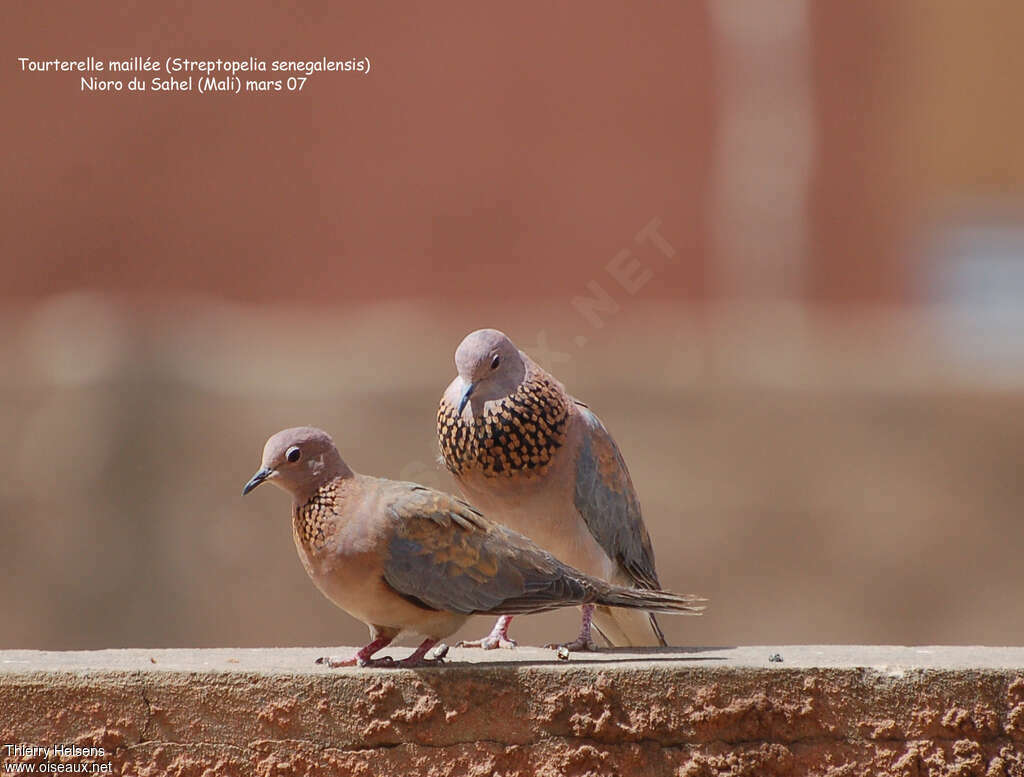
[2,646,1024,776]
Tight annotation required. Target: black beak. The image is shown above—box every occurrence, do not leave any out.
[242,467,273,496]
[457,382,476,414]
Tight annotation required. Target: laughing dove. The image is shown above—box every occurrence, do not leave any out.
[438,328,692,650]
[242,426,705,668]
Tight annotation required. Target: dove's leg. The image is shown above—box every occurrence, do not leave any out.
[396,638,447,667]
[316,628,399,667]
[457,615,517,650]
[545,604,600,652]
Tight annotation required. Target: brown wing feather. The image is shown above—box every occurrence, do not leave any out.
[381,482,596,615]
[572,403,661,590]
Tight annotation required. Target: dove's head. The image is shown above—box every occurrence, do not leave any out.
[243,426,352,500]
[453,328,527,414]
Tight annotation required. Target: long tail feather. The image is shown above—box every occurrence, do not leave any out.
[595,585,707,615]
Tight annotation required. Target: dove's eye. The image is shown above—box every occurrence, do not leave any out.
[286,446,301,463]
[490,355,500,370]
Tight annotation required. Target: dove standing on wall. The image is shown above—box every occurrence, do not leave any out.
[243,426,704,668]
[438,328,698,650]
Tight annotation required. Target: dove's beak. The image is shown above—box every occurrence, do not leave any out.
[457,382,476,415]
[242,467,274,496]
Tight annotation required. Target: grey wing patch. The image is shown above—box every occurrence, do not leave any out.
[572,403,661,590]
[381,484,593,616]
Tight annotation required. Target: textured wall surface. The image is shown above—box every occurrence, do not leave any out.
[2,646,1023,776]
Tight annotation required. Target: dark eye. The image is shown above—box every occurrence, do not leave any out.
[490,355,500,370]
[286,446,301,463]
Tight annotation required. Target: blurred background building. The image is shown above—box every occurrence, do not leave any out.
[3,2,1024,650]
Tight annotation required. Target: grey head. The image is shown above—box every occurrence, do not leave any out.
[242,426,352,502]
[453,329,527,414]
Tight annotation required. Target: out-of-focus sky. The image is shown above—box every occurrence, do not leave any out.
[4,1,1024,651]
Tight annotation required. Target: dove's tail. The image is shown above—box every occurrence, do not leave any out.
[594,585,706,616]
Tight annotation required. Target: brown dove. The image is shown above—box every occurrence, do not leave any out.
[242,426,705,668]
[438,328,690,651]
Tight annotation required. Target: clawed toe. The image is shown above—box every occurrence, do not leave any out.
[358,655,396,667]
[315,640,448,669]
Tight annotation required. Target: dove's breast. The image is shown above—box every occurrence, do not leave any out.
[437,371,570,481]
[291,479,467,636]
[439,401,618,583]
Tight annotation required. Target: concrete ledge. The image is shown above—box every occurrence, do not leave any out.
[2,646,1023,776]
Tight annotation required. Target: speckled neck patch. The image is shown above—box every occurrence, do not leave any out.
[438,371,569,478]
[294,480,339,551]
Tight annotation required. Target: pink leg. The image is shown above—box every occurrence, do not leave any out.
[395,638,447,667]
[316,634,396,668]
[545,604,599,652]
[457,615,517,650]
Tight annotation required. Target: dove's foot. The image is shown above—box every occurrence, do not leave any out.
[393,638,446,668]
[359,655,397,667]
[457,616,517,650]
[316,634,397,668]
[545,604,599,652]
[318,638,447,669]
